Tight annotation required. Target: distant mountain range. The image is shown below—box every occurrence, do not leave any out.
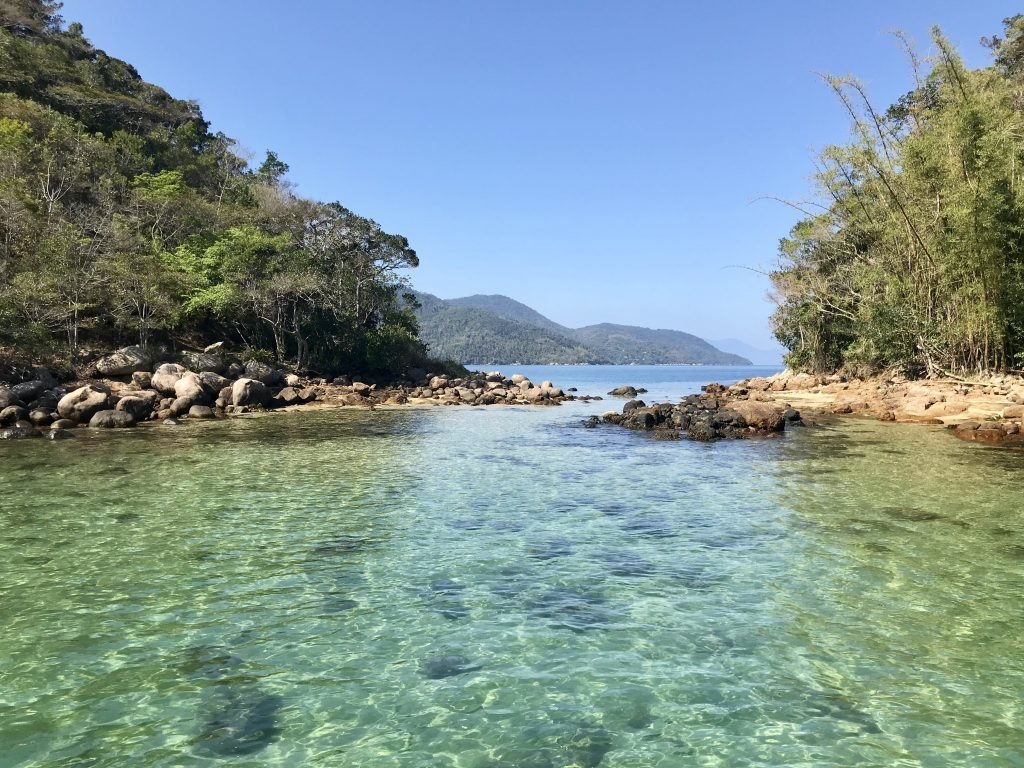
[411,292,753,365]
[708,338,786,367]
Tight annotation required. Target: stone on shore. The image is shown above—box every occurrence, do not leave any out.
[131,370,153,389]
[0,405,28,426]
[11,380,46,402]
[96,346,152,376]
[151,363,187,395]
[188,405,216,419]
[244,360,282,386]
[116,392,159,420]
[1,424,41,439]
[180,351,226,374]
[88,410,136,428]
[174,372,207,404]
[28,409,53,426]
[728,400,786,432]
[232,378,270,407]
[57,385,109,423]
[198,371,231,395]
[0,386,20,410]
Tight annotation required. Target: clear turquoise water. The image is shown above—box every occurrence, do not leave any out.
[1,366,1023,767]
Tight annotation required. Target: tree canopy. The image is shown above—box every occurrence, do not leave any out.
[772,17,1024,377]
[0,0,426,374]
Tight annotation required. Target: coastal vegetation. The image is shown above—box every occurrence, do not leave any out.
[0,0,425,375]
[771,17,1024,377]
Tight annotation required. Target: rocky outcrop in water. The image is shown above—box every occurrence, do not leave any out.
[601,387,801,441]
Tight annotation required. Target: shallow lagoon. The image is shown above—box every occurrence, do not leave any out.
[1,367,1023,766]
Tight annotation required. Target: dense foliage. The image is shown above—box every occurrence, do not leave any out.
[414,292,749,365]
[772,18,1024,376]
[0,0,425,374]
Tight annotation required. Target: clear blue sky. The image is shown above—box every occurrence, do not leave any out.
[62,1,1018,349]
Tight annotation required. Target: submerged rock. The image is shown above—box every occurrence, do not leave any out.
[194,688,283,757]
[0,424,41,439]
[419,654,482,679]
[528,586,613,633]
[184,645,284,757]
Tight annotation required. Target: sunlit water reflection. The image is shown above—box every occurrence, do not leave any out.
[1,367,1023,766]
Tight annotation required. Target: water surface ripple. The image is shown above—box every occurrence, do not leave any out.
[1,368,1023,766]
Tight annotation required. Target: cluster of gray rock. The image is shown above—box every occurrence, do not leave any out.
[0,345,318,439]
[323,371,594,407]
[0,345,594,440]
[593,385,802,441]
[396,372,590,406]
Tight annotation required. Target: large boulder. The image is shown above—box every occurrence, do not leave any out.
[116,393,158,420]
[96,346,151,376]
[0,405,28,426]
[11,380,46,402]
[231,378,270,407]
[188,405,215,419]
[0,386,21,410]
[28,391,59,412]
[28,409,53,427]
[131,370,153,389]
[243,360,282,386]
[88,410,136,428]
[151,363,187,396]
[522,386,548,402]
[198,371,231,395]
[728,400,786,432]
[169,397,196,417]
[30,366,59,389]
[180,351,226,374]
[608,386,639,398]
[57,385,110,423]
[273,387,304,406]
[174,372,207,404]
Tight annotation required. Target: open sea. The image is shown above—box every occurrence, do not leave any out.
[2,365,1023,766]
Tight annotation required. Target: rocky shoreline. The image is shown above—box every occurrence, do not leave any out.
[0,345,598,440]
[728,370,1024,446]
[596,368,1024,447]
[600,369,1024,447]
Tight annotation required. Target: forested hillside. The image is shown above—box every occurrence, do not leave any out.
[412,292,600,364]
[772,17,1024,376]
[572,324,750,366]
[0,0,424,374]
[413,292,750,365]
